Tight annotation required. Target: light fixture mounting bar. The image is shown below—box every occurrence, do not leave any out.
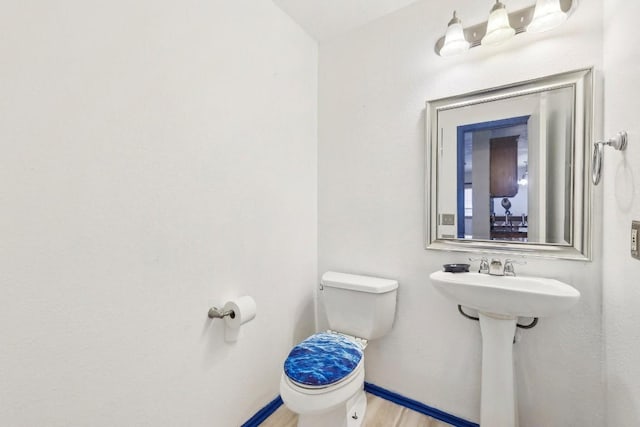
[434,0,574,55]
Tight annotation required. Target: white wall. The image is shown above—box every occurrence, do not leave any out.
[319,0,604,424]
[603,1,640,425]
[0,1,317,426]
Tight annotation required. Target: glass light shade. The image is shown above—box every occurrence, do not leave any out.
[481,2,516,46]
[527,0,567,33]
[440,21,470,57]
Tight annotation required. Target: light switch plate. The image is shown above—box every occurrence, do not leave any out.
[441,214,455,226]
[632,221,640,260]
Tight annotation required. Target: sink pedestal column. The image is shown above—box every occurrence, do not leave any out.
[478,313,518,427]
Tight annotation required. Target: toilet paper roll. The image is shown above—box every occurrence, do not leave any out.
[223,296,257,330]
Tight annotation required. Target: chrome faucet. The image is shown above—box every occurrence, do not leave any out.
[489,258,504,276]
[469,257,490,274]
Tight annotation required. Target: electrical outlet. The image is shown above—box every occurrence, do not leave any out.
[632,221,640,260]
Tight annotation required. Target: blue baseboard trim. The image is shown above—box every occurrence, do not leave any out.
[242,383,478,427]
[241,395,283,427]
[364,382,479,427]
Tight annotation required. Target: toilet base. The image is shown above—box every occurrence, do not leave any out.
[297,389,367,427]
[346,389,367,427]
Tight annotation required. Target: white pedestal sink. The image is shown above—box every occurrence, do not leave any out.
[429,271,580,427]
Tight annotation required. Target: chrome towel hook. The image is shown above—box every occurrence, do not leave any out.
[592,131,628,185]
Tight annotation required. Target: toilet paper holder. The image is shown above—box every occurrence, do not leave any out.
[208,307,235,319]
[207,296,256,342]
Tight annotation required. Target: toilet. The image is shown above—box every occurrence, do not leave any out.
[280,271,398,427]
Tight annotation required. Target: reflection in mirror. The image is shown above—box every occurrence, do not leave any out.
[426,69,593,260]
[459,116,531,242]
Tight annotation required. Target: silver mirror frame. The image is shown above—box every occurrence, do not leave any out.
[425,68,594,260]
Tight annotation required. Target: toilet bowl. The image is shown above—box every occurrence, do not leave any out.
[279,272,398,427]
[280,332,367,427]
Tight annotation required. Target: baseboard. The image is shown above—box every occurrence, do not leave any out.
[364,382,479,427]
[241,395,283,427]
[242,383,478,427]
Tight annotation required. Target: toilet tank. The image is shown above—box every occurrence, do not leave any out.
[320,271,398,340]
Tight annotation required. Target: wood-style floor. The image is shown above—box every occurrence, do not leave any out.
[260,393,454,427]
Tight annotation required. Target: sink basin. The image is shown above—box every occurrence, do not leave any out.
[429,270,581,427]
[429,271,580,318]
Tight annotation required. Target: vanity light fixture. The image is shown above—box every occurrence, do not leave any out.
[527,0,567,33]
[434,0,575,57]
[440,11,470,57]
[481,1,516,46]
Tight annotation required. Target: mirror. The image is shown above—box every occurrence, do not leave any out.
[425,68,593,260]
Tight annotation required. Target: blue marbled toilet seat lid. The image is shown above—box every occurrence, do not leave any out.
[284,332,363,387]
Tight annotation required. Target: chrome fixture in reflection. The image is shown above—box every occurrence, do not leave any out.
[518,173,529,186]
[435,0,575,57]
[518,161,529,186]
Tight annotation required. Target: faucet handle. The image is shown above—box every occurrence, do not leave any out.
[469,256,490,274]
[503,259,526,276]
